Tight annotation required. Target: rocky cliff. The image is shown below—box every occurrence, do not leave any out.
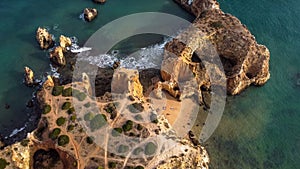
[165,0,270,95]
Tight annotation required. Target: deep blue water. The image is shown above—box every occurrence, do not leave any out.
[0,0,299,168]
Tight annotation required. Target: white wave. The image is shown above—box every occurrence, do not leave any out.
[8,127,26,138]
[50,64,60,78]
[71,47,92,53]
[78,38,170,70]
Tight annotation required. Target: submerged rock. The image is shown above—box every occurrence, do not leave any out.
[24,66,35,86]
[50,46,66,66]
[83,8,98,22]
[35,27,54,50]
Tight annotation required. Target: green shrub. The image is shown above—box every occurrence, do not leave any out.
[20,139,30,147]
[58,135,69,146]
[135,166,144,169]
[122,120,133,132]
[108,162,116,168]
[150,113,158,124]
[84,112,94,121]
[73,89,87,101]
[90,114,107,131]
[97,166,104,169]
[127,103,144,113]
[56,117,66,126]
[43,104,51,114]
[118,145,129,153]
[104,103,116,114]
[62,102,71,110]
[0,158,9,169]
[133,147,143,155]
[111,128,122,137]
[86,136,94,144]
[145,142,157,155]
[52,86,64,96]
[67,107,75,114]
[49,128,61,140]
[62,87,73,97]
[84,102,91,108]
[136,124,143,131]
[67,125,74,131]
[134,115,143,121]
[70,115,77,122]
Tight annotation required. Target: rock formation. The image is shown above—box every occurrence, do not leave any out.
[50,46,66,66]
[35,27,54,50]
[24,67,35,86]
[83,8,98,22]
[59,35,72,50]
[163,0,270,95]
[43,75,54,89]
[93,0,106,4]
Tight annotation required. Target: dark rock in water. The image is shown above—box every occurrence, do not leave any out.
[36,27,54,50]
[93,0,106,4]
[4,103,10,109]
[83,8,98,22]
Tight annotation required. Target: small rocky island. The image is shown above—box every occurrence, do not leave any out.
[0,0,270,169]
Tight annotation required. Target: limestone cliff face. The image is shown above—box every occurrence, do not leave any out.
[59,35,72,50]
[50,46,66,66]
[165,0,270,95]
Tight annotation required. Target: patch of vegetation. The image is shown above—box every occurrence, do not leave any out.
[133,147,143,155]
[90,114,107,131]
[0,158,9,169]
[108,162,116,168]
[145,142,157,155]
[58,135,70,146]
[49,128,61,140]
[83,102,91,108]
[111,128,122,137]
[73,89,87,101]
[134,115,143,121]
[118,145,129,153]
[56,117,66,126]
[20,139,29,147]
[136,124,143,131]
[52,86,64,96]
[62,87,73,97]
[70,115,77,122]
[67,125,74,131]
[67,107,75,114]
[127,103,144,113]
[84,112,94,121]
[97,166,104,169]
[150,113,158,124]
[86,136,94,144]
[43,104,51,114]
[210,21,223,28]
[104,103,116,114]
[122,120,133,132]
[135,166,144,169]
[62,102,71,110]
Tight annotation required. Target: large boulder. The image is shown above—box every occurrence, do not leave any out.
[24,66,35,86]
[36,27,54,50]
[59,35,72,50]
[50,46,66,66]
[83,8,98,22]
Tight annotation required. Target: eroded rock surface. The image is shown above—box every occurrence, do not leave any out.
[84,8,98,22]
[50,46,66,66]
[59,35,72,50]
[36,27,54,50]
[24,66,35,86]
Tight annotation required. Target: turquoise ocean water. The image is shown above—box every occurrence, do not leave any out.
[0,0,299,168]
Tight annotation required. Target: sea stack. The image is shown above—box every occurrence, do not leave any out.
[59,35,72,50]
[24,66,35,86]
[83,8,98,22]
[50,46,66,66]
[35,27,54,50]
